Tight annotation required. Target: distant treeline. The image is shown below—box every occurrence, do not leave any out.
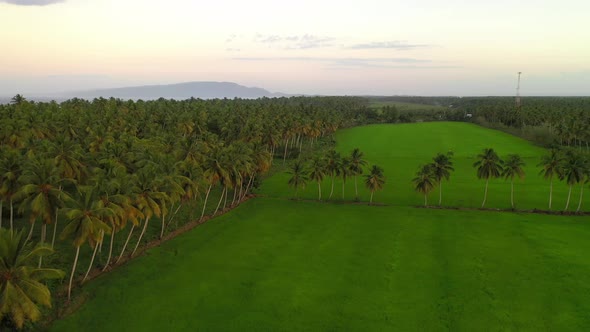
[368,96,590,148]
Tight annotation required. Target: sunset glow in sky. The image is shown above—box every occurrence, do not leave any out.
[0,0,589,95]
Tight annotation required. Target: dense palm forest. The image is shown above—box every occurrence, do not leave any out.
[0,96,372,329]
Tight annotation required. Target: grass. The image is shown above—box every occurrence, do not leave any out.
[48,123,590,331]
[50,198,590,331]
[261,122,586,211]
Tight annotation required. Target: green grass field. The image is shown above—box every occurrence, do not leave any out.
[261,122,585,211]
[50,123,590,331]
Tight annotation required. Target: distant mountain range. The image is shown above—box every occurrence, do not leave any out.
[0,82,291,103]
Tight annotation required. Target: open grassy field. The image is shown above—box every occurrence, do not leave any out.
[261,122,585,211]
[49,123,590,331]
[51,198,590,331]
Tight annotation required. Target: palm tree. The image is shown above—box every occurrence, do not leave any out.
[473,148,503,208]
[430,152,454,206]
[413,164,436,206]
[287,161,308,199]
[0,149,23,235]
[130,167,167,257]
[561,150,586,211]
[365,165,385,204]
[10,94,26,105]
[200,145,230,221]
[501,154,526,208]
[325,150,341,200]
[308,156,326,200]
[0,229,64,330]
[15,158,71,267]
[349,148,367,200]
[61,186,112,300]
[538,149,564,210]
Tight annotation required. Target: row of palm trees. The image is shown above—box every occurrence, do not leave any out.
[412,148,589,211]
[412,152,455,206]
[287,148,386,204]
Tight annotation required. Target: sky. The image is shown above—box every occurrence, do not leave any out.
[0,0,589,96]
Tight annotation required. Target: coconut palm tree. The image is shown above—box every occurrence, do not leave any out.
[538,149,564,210]
[15,158,71,267]
[10,94,26,105]
[561,150,586,211]
[430,152,454,206]
[60,186,112,300]
[0,229,64,330]
[130,167,167,257]
[501,154,526,208]
[287,161,308,199]
[349,148,367,200]
[365,165,385,204]
[308,156,326,200]
[413,164,436,206]
[473,148,504,208]
[0,149,23,235]
[325,150,341,200]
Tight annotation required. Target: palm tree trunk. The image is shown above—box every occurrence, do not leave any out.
[565,185,573,210]
[295,187,299,199]
[511,180,515,208]
[159,212,167,239]
[242,175,254,200]
[282,139,289,165]
[329,175,335,199]
[482,179,489,208]
[132,217,151,257]
[439,182,443,206]
[549,177,553,210]
[116,224,135,263]
[26,220,35,242]
[200,184,213,221]
[223,187,229,209]
[576,184,584,212]
[83,237,101,283]
[166,204,183,229]
[232,187,238,206]
[424,194,428,206]
[68,246,81,301]
[214,187,226,215]
[41,223,47,244]
[9,198,14,236]
[38,223,47,267]
[354,176,358,199]
[299,138,303,153]
[317,181,322,200]
[370,191,374,204]
[103,223,116,270]
[342,181,345,199]
[51,208,59,248]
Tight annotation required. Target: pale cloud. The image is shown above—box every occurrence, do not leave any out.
[251,34,336,49]
[349,41,432,50]
[0,0,65,6]
[233,56,458,69]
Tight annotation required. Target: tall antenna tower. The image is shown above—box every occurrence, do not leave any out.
[515,72,522,109]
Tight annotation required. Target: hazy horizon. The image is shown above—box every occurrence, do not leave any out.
[1,0,589,97]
